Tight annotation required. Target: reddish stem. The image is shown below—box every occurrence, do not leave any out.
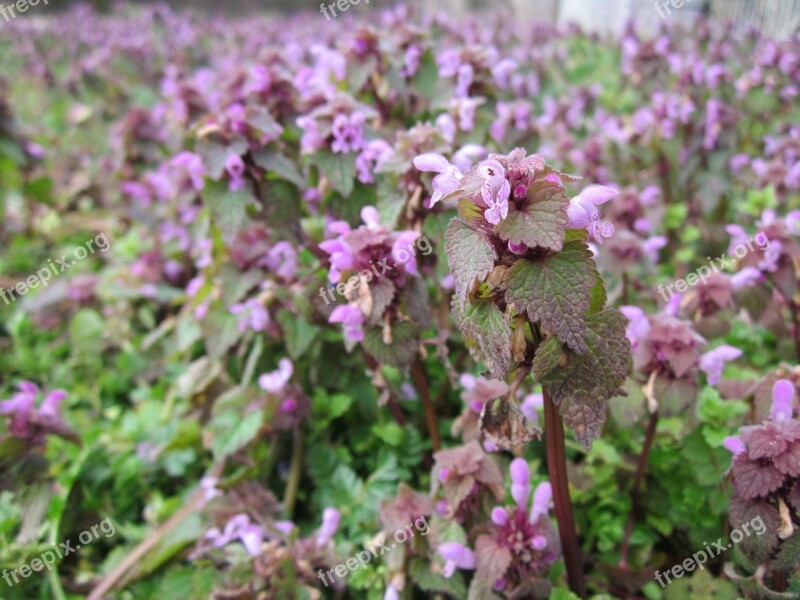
[544,387,586,599]
[619,411,659,569]
[412,358,441,452]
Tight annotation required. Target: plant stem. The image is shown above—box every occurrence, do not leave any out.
[283,427,303,518]
[619,410,659,569]
[412,358,441,452]
[543,387,586,599]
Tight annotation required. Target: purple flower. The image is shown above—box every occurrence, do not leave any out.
[356,139,394,184]
[566,185,617,244]
[258,358,294,394]
[329,304,365,342]
[316,507,340,547]
[435,113,456,143]
[699,345,742,385]
[297,116,324,154]
[620,306,651,347]
[0,382,73,443]
[263,241,298,282]
[771,380,795,421]
[438,542,476,577]
[171,151,206,191]
[529,481,553,523]
[509,458,530,510]
[384,584,400,600]
[491,506,509,526]
[723,436,745,456]
[477,159,510,225]
[520,393,543,426]
[225,154,246,191]
[451,144,487,173]
[331,112,366,154]
[413,153,463,207]
[642,236,668,263]
[392,231,421,274]
[204,514,264,557]
[229,299,270,333]
[730,267,763,290]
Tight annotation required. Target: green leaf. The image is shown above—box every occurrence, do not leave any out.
[312,150,356,197]
[276,309,320,359]
[534,308,631,407]
[209,388,263,460]
[588,271,607,315]
[453,299,514,378]
[495,178,569,252]
[252,150,305,188]
[504,241,598,353]
[410,558,467,597]
[203,178,252,241]
[363,322,418,368]
[445,218,497,309]
[772,532,800,573]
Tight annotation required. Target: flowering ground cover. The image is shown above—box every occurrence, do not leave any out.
[0,3,799,599]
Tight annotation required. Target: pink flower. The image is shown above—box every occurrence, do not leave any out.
[771,380,796,421]
[723,436,745,456]
[566,185,617,244]
[413,153,463,207]
[438,542,476,577]
[258,358,294,394]
[509,458,530,510]
[699,345,742,385]
[316,507,340,547]
[478,159,511,225]
[329,304,365,342]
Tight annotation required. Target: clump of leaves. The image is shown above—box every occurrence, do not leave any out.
[433,147,631,451]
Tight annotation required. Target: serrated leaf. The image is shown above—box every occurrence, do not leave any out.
[404,277,433,329]
[313,150,356,197]
[733,453,786,500]
[495,179,569,252]
[772,532,800,573]
[560,389,607,451]
[475,534,512,582]
[363,322,418,368]
[453,299,514,378]
[252,150,305,187]
[504,241,598,353]
[445,218,497,309]
[210,405,263,460]
[588,271,607,315]
[410,558,467,598]
[203,179,252,242]
[534,309,631,407]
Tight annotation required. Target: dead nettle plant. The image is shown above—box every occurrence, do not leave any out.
[418,147,632,598]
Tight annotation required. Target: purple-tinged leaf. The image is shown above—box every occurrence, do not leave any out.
[495,179,569,252]
[445,218,497,310]
[504,241,598,353]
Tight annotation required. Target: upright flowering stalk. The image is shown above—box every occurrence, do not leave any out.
[436,459,560,598]
[428,148,632,596]
[723,379,800,596]
[319,206,432,367]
